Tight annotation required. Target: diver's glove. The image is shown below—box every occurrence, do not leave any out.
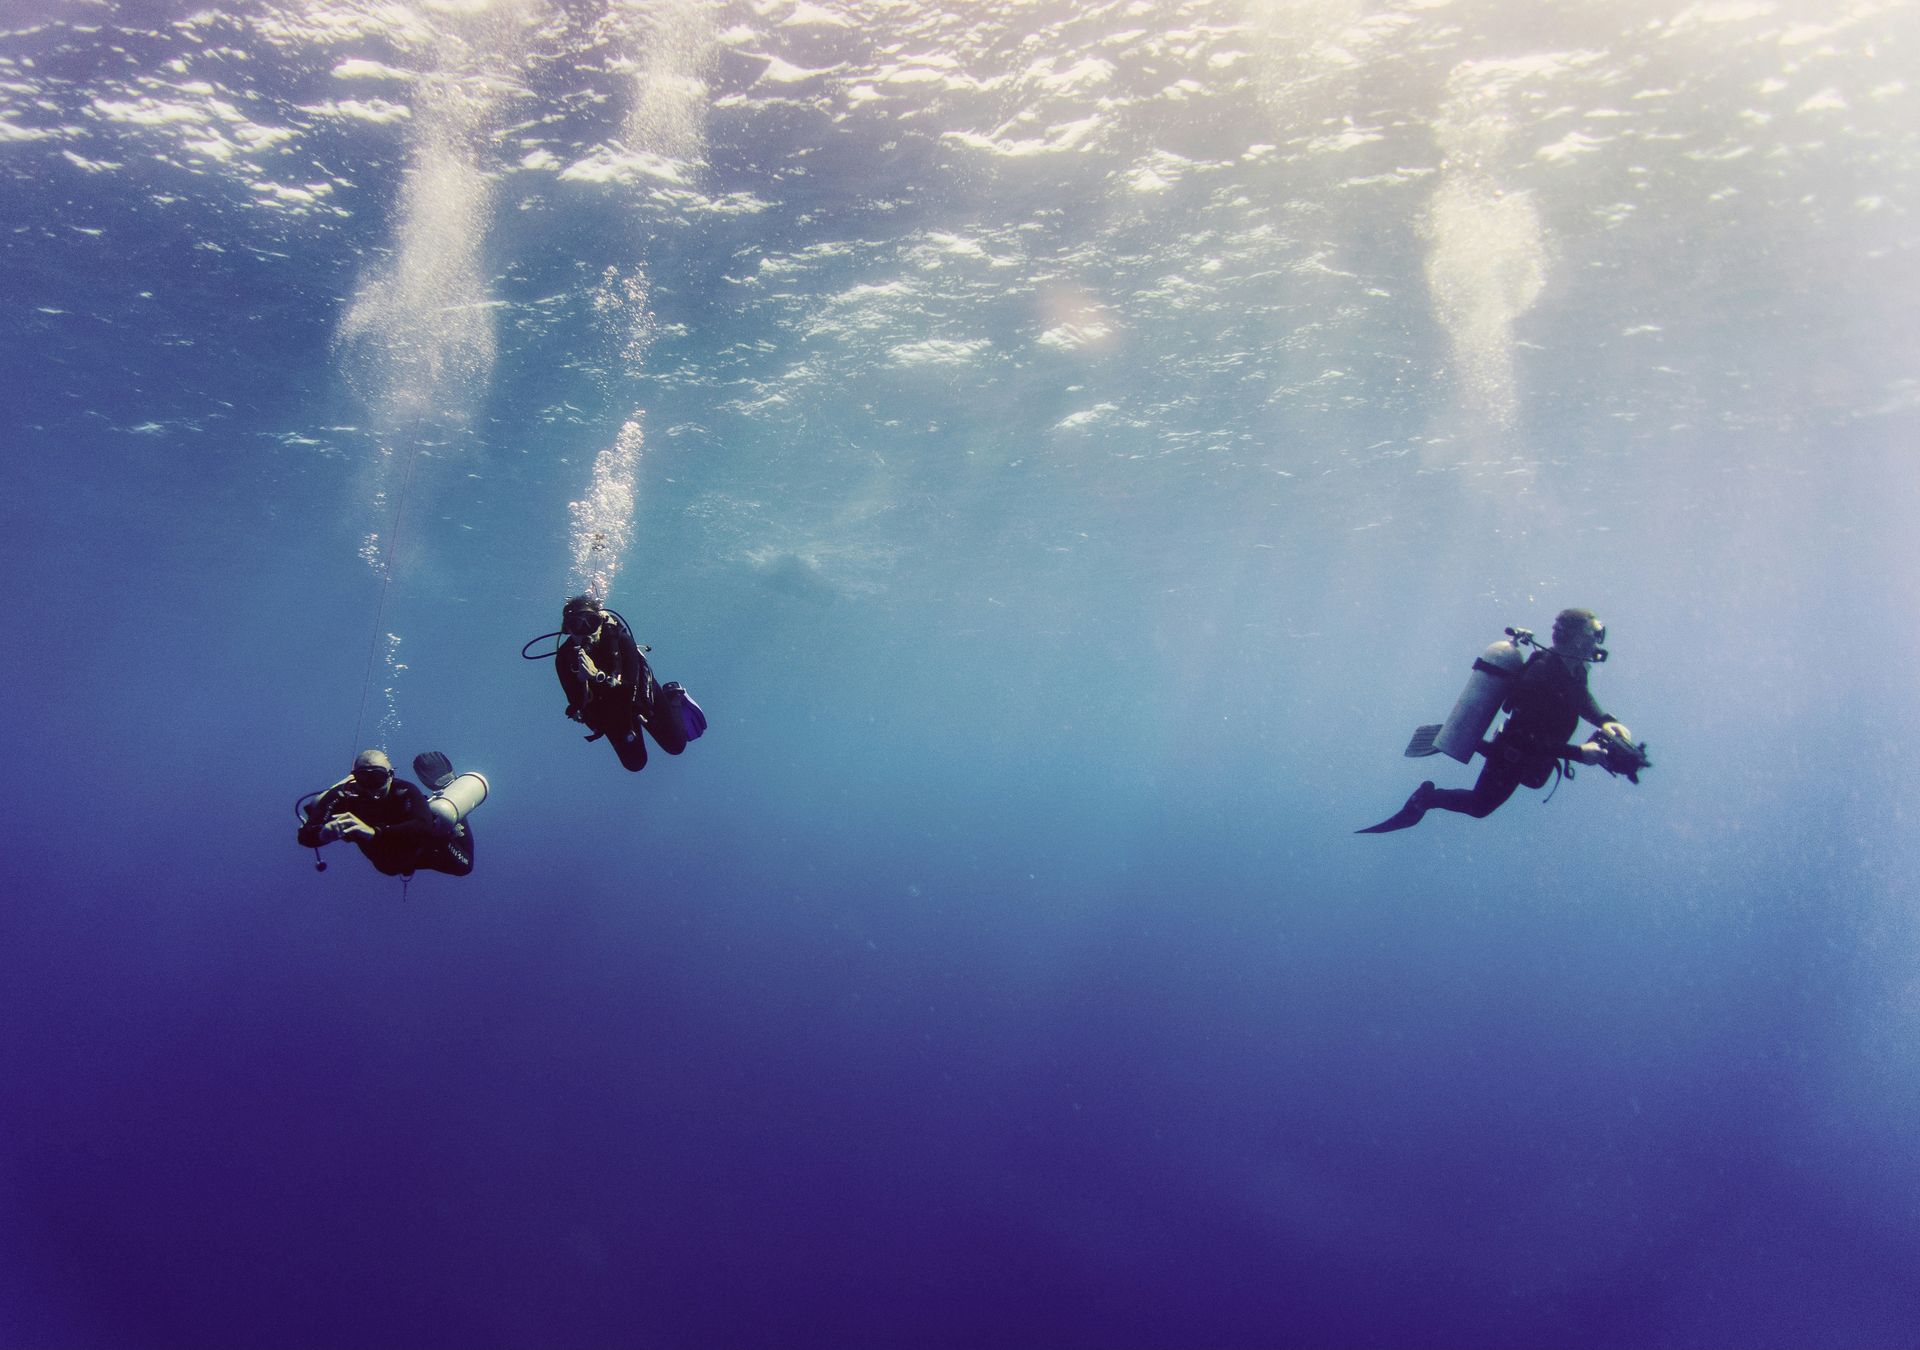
[565,704,585,723]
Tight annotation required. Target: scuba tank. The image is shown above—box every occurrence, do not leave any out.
[1432,631,1528,763]
[425,772,489,834]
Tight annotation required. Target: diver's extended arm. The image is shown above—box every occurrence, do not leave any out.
[1577,677,1615,733]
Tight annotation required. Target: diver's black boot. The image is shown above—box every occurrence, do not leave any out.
[1356,781,1435,834]
[413,751,456,792]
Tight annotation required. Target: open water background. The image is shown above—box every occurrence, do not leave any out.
[2,1,1918,1345]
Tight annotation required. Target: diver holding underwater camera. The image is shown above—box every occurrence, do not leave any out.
[296,749,485,877]
[1359,607,1651,833]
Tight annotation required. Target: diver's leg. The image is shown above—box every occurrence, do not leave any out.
[1427,760,1520,819]
[417,822,476,877]
[585,701,648,771]
[643,695,688,756]
[631,650,691,755]
[359,842,408,876]
[610,718,649,771]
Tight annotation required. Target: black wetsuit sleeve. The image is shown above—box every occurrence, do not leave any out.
[1577,676,1614,729]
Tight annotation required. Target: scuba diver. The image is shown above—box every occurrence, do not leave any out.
[1359,607,1651,834]
[296,749,485,877]
[545,595,705,773]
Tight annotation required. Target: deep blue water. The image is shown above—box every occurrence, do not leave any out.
[4,2,1919,1347]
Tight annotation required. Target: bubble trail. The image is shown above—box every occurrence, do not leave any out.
[376,632,406,751]
[1422,60,1549,434]
[553,4,713,608]
[330,2,536,744]
[569,418,645,603]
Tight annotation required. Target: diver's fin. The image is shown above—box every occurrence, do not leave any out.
[1403,724,1443,758]
[412,751,456,792]
[1356,782,1435,834]
[660,682,707,741]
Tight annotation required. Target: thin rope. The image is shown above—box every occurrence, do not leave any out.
[351,444,425,754]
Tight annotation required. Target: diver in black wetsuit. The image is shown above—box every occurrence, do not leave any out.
[555,595,700,773]
[297,749,475,876]
[1361,608,1640,833]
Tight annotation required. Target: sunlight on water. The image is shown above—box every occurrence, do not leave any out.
[1243,0,1374,116]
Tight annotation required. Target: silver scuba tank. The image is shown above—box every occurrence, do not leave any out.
[1433,638,1526,763]
[426,771,489,833]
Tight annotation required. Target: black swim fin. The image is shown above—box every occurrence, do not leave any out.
[413,751,456,792]
[1357,781,1435,834]
[1403,724,1443,758]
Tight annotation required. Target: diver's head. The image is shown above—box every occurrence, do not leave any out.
[1551,607,1607,662]
[352,748,394,796]
[562,594,604,640]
